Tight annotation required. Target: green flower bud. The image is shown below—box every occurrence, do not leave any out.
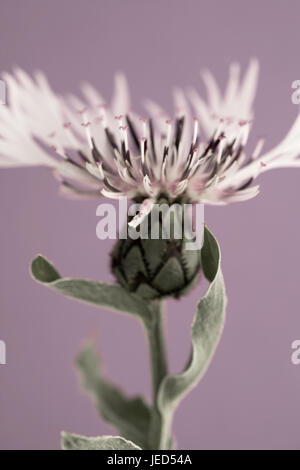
[111,202,202,300]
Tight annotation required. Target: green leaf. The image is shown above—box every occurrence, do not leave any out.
[76,342,151,450]
[61,432,141,450]
[30,255,152,325]
[157,226,226,444]
[201,224,220,283]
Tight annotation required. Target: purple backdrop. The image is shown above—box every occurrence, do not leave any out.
[1,0,300,450]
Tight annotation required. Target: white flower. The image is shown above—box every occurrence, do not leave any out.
[1,60,300,217]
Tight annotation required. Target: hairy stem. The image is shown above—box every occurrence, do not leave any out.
[148,300,168,399]
[145,300,171,449]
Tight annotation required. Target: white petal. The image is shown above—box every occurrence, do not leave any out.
[172,87,191,155]
[111,73,130,116]
[143,98,170,133]
[55,161,100,188]
[238,58,259,117]
[224,185,260,202]
[80,82,105,108]
[224,63,240,106]
[101,188,129,199]
[201,69,221,109]
[59,182,100,199]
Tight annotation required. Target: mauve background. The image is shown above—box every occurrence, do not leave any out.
[0,0,300,450]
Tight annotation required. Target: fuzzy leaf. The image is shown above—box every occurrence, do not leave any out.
[76,342,151,449]
[158,226,226,415]
[30,255,152,325]
[61,432,141,450]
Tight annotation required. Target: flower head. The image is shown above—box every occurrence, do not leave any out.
[1,60,300,223]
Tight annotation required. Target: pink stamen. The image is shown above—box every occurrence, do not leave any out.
[78,107,88,115]
[48,132,56,138]
[119,125,129,151]
[169,182,177,193]
[63,122,71,129]
[81,122,91,127]
[165,120,172,148]
[140,117,147,138]
[114,115,123,121]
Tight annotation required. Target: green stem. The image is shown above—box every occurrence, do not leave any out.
[145,299,171,450]
[147,300,168,399]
